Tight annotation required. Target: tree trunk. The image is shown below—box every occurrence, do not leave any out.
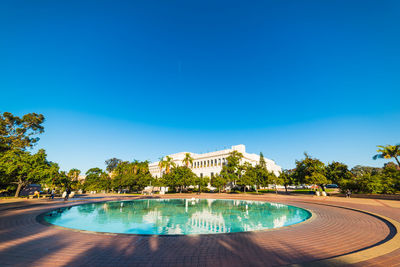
[244,186,246,193]
[320,184,326,192]
[275,184,278,194]
[395,156,400,168]
[256,184,258,193]
[284,185,288,193]
[15,182,23,197]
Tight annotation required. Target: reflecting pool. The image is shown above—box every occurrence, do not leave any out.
[42,199,311,235]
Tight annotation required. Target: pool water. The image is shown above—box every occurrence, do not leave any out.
[42,199,311,235]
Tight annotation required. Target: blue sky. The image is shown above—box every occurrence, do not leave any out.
[1,0,399,172]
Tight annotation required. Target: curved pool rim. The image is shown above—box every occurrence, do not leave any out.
[37,198,315,236]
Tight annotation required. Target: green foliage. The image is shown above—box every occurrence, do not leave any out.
[105,158,122,173]
[0,112,45,152]
[279,169,294,192]
[158,156,176,174]
[111,160,152,192]
[326,161,352,187]
[84,168,111,192]
[0,149,50,196]
[195,175,210,193]
[373,144,400,167]
[293,153,328,189]
[340,163,400,194]
[350,165,382,177]
[182,153,194,168]
[161,166,196,192]
[211,174,226,193]
[238,163,257,192]
[220,150,243,185]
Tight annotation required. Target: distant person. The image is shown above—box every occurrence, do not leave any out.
[51,188,55,200]
[65,188,71,201]
[346,189,351,198]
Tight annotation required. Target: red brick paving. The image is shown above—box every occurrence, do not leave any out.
[0,194,399,266]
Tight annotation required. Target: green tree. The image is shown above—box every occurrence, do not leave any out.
[293,153,328,191]
[0,112,45,152]
[182,153,194,168]
[238,162,256,192]
[211,174,226,193]
[253,153,270,192]
[195,175,210,194]
[162,166,196,193]
[279,169,294,193]
[269,171,281,194]
[326,161,353,187]
[158,156,176,175]
[84,168,111,192]
[0,149,50,196]
[220,150,243,187]
[105,158,122,173]
[350,165,382,177]
[380,162,400,194]
[111,160,152,192]
[67,168,81,190]
[373,144,400,167]
[68,168,81,181]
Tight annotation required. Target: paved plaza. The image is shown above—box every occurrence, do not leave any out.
[0,194,399,267]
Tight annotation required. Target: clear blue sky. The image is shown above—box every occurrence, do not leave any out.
[1,0,399,173]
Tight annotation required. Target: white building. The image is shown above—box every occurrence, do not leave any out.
[149,144,281,178]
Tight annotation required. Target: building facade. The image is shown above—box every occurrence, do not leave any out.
[149,144,281,178]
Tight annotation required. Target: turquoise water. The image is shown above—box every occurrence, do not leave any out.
[42,199,311,235]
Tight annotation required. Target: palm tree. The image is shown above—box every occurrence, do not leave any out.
[182,153,194,168]
[373,144,400,167]
[68,168,81,181]
[158,156,176,175]
[158,157,165,176]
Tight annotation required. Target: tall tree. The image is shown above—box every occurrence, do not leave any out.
[0,149,50,197]
[269,171,281,194]
[158,156,176,175]
[196,175,210,194]
[326,162,352,186]
[220,151,243,186]
[161,166,196,193]
[373,144,400,167]
[239,162,257,192]
[84,168,111,192]
[105,158,122,173]
[182,153,194,168]
[293,153,328,191]
[259,152,266,169]
[0,112,45,152]
[211,174,226,193]
[68,168,81,181]
[279,169,294,193]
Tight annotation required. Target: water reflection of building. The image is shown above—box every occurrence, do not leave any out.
[273,215,287,228]
[190,210,227,233]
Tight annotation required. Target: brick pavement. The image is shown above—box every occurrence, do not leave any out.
[0,194,399,267]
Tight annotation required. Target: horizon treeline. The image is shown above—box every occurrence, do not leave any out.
[0,112,399,197]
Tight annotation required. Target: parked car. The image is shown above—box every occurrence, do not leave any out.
[326,184,339,188]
